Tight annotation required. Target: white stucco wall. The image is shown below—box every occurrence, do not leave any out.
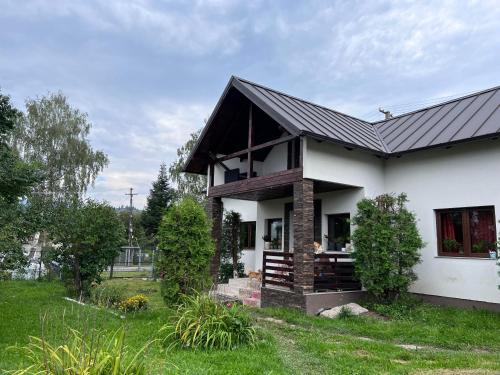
[385,139,500,304]
[261,142,288,176]
[303,138,385,197]
[214,137,500,304]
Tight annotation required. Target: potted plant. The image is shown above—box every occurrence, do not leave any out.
[262,234,271,250]
[443,239,460,253]
[472,239,495,255]
[334,236,345,251]
[271,239,280,250]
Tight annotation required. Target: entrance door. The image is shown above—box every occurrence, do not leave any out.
[327,213,350,251]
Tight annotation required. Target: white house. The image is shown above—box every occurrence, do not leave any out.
[185,76,500,313]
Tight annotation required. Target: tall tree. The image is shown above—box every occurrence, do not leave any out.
[13,92,108,197]
[0,91,40,277]
[141,163,175,238]
[168,129,207,203]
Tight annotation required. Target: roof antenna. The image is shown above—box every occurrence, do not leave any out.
[378,107,393,120]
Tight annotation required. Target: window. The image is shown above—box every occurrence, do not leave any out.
[240,221,256,249]
[326,213,350,251]
[436,206,496,257]
[267,218,283,248]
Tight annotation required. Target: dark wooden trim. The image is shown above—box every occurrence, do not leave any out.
[247,103,253,179]
[314,200,322,243]
[240,221,256,249]
[208,168,303,198]
[263,250,294,290]
[435,206,496,258]
[264,251,294,258]
[284,202,293,251]
[216,135,296,162]
[209,163,215,187]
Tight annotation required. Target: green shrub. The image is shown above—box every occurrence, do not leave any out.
[119,294,149,312]
[10,326,151,374]
[157,197,214,304]
[351,193,424,303]
[161,293,256,350]
[89,283,125,308]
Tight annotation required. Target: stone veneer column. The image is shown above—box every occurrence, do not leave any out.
[207,197,223,283]
[293,179,315,294]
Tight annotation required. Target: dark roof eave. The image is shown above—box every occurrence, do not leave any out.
[302,131,388,157]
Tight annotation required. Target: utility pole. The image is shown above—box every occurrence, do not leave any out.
[125,187,138,266]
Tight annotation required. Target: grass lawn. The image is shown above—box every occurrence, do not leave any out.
[1,280,499,374]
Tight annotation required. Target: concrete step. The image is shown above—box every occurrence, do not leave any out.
[238,288,253,298]
[243,297,260,307]
[251,290,261,300]
[215,284,240,297]
[228,277,251,288]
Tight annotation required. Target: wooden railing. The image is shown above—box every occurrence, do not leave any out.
[262,251,294,290]
[262,251,361,292]
[314,253,361,291]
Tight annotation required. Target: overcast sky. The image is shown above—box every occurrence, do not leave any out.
[1,0,499,208]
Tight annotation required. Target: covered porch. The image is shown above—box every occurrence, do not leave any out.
[208,177,364,313]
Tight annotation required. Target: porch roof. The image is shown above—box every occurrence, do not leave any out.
[207,169,356,201]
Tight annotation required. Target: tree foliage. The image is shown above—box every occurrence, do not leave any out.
[157,197,214,303]
[0,91,40,276]
[351,193,424,303]
[168,129,207,203]
[221,210,242,280]
[48,198,124,296]
[13,92,108,197]
[141,163,175,238]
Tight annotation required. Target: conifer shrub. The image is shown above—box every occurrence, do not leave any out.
[351,193,424,303]
[157,197,214,303]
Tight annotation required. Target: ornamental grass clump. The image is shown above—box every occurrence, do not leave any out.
[161,293,256,350]
[119,294,149,312]
[89,283,125,308]
[10,326,151,375]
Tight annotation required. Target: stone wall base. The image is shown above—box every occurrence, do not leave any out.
[261,287,366,315]
[261,287,305,310]
[262,288,500,315]
[413,293,500,313]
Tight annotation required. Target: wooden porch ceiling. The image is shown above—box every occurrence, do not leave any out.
[208,168,355,201]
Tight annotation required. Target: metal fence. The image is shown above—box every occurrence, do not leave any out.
[105,247,156,279]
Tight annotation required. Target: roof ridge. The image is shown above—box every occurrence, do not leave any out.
[373,85,500,126]
[233,76,373,126]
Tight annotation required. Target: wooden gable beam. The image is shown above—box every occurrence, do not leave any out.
[216,134,297,162]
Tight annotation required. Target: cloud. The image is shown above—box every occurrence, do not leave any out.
[2,0,500,207]
[2,0,246,56]
[84,99,211,208]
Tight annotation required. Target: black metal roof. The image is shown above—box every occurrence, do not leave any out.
[184,77,500,173]
[374,86,500,153]
[234,77,386,152]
